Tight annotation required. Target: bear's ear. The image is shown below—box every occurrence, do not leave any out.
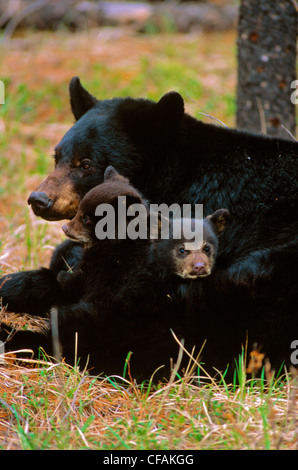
[207,209,230,235]
[69,77,97,121]
[104,166,120,182]
[155,91,185,129]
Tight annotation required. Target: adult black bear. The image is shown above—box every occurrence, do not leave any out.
[1,77,297,375]
[26,78,298,280]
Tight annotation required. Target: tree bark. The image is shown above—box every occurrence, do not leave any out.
[236,0,297,139]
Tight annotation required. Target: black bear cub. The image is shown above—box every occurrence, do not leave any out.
[170,210,229,280]
[148,209,229,284]
[55,167,229,379]
[56,165,149,299]
[43,166,155,377]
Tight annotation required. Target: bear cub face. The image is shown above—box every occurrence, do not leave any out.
[153,209,229,280]
[175,209,229,279]
[62,165,148,247]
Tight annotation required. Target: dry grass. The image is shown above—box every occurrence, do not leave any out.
[0,347,297,450]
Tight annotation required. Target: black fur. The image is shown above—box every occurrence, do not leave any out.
[1,78,297,377]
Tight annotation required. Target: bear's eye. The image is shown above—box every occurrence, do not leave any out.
[81,160,92,171]
[203,245,211,254]
[178,247,186,254]
[82,215,90,225]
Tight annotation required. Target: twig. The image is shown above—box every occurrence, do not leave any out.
[156,332,184,413]
[256,97,267,135]
[281,124,298,142]
[0,397,26,423]
[186,93,228,128]
[2,0,50,40]
[50,306,61,362]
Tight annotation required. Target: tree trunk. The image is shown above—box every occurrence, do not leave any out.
[236,0,297,139]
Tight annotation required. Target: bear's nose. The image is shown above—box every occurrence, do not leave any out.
[27,191,53,210]
[62,225,69,235]
[193,262,206,274]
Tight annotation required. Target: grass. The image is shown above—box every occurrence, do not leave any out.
[0,27,297,450]
[0,348,297,450]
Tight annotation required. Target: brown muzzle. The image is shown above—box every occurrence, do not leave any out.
[27,167,80,221]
